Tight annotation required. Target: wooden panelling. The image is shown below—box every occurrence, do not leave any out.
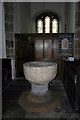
[16,38,28,59]
[53,40,58,58]
[15,35,29,77]
[15,33,74,78]
[63,60,80,112]
[35,40,43,60]
[34,35,59,60]
[44,40,52,58]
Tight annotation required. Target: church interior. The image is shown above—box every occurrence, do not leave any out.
[1,1,80,119]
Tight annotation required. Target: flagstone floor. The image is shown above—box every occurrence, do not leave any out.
[2,77,80,119]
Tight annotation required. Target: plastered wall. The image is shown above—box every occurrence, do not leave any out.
[31,2,65,33]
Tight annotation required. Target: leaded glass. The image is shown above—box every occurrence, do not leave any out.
[37,19,43,33]
[52,19,58,33]
[44,16,50,33]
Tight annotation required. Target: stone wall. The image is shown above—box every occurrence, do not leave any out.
[74,2,80,59]
[4,3,15,59]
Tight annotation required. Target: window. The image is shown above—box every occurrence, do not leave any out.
[44,16,50,33]
[36,12,59,33]
[37,19,43,33]
[52,19,58,33]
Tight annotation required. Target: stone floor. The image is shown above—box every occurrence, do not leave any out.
[2,78,80,119]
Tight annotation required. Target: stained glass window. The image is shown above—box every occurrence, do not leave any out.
[37,19,43,33]
[52,19,58,33]
[44,16,50,33]
[36,12,59,33]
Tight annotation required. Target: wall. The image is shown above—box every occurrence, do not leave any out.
[0,1,3,120]
[13,2,76,34]
[74,2,80,58]
[0,2,6,58]
[4,3,15,58]
[4,2,77,79]
[4,2,31,79]
[65,2,75,33]
[14,2,31,33]
[14,2,76,34]
[31,2,65,33]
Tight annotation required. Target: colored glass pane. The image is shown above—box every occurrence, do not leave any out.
[44,16,50,33]
[52,19,58,33]
[37,19,43,33]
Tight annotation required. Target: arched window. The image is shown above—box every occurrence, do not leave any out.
[36,12,59,33]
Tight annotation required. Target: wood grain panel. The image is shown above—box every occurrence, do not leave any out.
[15,33,74,78]
[15,36,29,77]
[44,40,52,58]
[16,37,28,59]
[53,40,58,58]
[35,40,43,60]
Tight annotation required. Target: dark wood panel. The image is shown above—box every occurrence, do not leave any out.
[35,40,43,60]
[44,40,52,58]
[15,36,29,77]
[63,60,80,112]
[16,59,27,77]
[53,40,58,58]
[15,37,28,59]
[2,58,12,88]
[15,33,74,78]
